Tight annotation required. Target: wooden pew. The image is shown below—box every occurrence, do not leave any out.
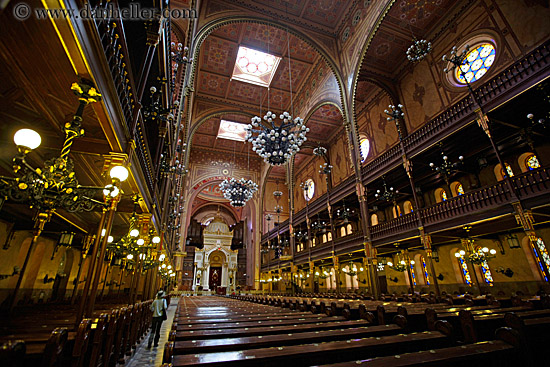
[317,339,519,367]
[169,331,451,366]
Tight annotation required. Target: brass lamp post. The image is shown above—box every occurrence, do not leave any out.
[1,82,131,313]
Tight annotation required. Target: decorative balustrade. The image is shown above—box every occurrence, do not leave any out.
[419,181,511,228]
[93,2,136,132]
[370,212,418,240]
[362,40,550,184]
[91,1,159,195]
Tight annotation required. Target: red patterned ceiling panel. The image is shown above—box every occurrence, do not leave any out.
[197,72,230,97]
[226,80,264,104]
[241,24,288,55]
[270,58,310,91]
[201,37,239,74]
[210,23,242,42]
[311,104,342,124]
[196,118,220,135]
[288,36,318,63]
[302,0,347,28]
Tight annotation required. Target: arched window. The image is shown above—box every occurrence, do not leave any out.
[340,227,346,237]
[526,154,541,171]
[475,247,494,286]
[303,179,315,201]
[435,188,448,203]
[530,237,550,282]
[410,262,417,286]
[518,152,541,173]
[346,223,353,235]
[359,135,370,163]
[450,181,465,197]
[392,205,402,218]
[502,163,514,178]
[455,43,496,84]
[456,255,473,286]
[421,256,431,285]
[495,163,514,180]
[403,201,414,214]
[371,214,379,226]
[312,237,316,247]
[327,232,332,241]
[322,234,327,243]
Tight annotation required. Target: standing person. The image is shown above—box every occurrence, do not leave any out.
[148,290,167,348]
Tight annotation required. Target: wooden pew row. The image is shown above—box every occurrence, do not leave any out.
[319,339,519,367]
[169,331,451,367]
[164,324,402,357]
[0,300,153,367]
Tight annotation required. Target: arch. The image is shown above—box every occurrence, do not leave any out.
[392,205,402,218]
[327,232,333,241]
[403,201,414,214]
[370,213,379,226]
[184,110,256,167]
[187,16,347,125]
[303,100,344,126]
[413,254,429,286]
[520,235,547,281]
[358,133,371,163]
[340,226,346,237]
[434,188,448,203]
[494,163,514,181]
[523,236,550,281]
[474,247,494,286]
[450,247,470,285]
[322,234,327,243]
[450,181,465,197]
[346,223,353,235]
[518,152,541,173]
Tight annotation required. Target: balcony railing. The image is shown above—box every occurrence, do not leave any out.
[362,40,550,184]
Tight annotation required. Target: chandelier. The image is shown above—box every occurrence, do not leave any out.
[406,38,432,62]
[375,177,398,202]
[386,259,408,272]
[0,82,128,213]
[219,178,258,207]
[429,143,464,184]
[245,111,308,165]
[455,242,497,265]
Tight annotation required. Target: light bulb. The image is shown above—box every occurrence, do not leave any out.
[152,236,161,244]
[103,184,120,198]
[162,264,166,268]
[129,229,139,237]
[387,262,393,266]
[109,165,129,182]
[107,236,113,243]
[14,129,41,150]
[489,249,497,255]
[101,229,106,237]
[137,238,145,246]
[127,254,133,260]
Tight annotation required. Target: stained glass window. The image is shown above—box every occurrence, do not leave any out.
[458,256,472,286]
[501,163,514,178]
[231,46,282,87]
[360,137,370,163]
[441,190,448,201]
[410,263,417,286]
[304,179,315,201]
[531,237,550,282]
[457,184,465,195]
[526,154,541,170]
[456,43,496,84]
[475,248,494,286]
[421,256,431,285]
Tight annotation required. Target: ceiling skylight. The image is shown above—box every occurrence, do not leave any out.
[217,120,247,142]
[231,46,281,87]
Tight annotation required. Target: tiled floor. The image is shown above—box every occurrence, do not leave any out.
[126,298,178,367]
